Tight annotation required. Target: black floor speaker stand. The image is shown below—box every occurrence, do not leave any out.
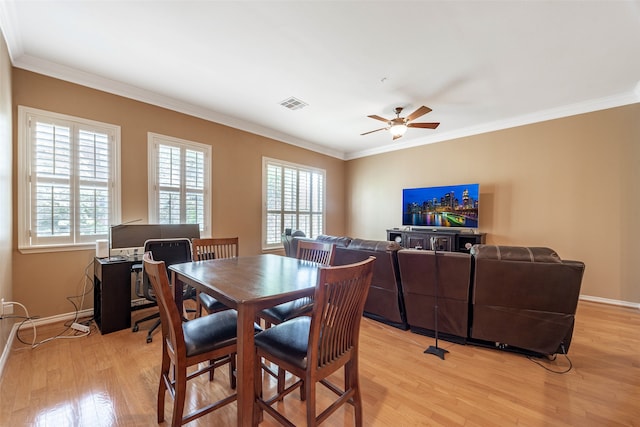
[425,237,449,360]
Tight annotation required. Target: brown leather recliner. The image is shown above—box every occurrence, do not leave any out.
[397,249,472,342]
[470,245,585,355]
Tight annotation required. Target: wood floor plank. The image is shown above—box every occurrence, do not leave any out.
[0,301,638,426]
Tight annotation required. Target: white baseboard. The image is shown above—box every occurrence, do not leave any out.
[0,308,94,380]
[15,308,95,329]
[579,294,640,310]
[0,320,18,381]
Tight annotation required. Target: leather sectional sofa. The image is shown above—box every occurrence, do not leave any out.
[283,231,407,329]
[282,230,585,356]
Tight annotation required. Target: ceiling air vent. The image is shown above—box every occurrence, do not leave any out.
[280,97,308,111]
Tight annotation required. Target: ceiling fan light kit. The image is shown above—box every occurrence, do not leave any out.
[390,123,407,138]
[362,105,440,140]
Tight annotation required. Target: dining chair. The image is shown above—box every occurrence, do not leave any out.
[258,240,336,394]
[142,252,239,427]
[253,256,376,427]
[259,240,336,327]
[191,237,239,317]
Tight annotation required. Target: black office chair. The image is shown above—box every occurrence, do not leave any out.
[132,238,193,343]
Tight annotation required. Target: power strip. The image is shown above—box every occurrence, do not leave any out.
[71,322,90,333]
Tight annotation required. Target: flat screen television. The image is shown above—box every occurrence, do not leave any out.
[402,183,479,229]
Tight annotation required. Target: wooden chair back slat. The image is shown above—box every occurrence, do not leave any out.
[192,237,239,261]
[310,257,375,371]
[296,240,336,266]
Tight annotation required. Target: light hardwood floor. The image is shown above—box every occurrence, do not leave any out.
[1,300,638,426]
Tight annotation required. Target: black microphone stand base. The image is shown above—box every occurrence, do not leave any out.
[425,345,449,360]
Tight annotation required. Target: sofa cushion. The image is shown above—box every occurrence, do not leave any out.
[347,238,401,252]
[316,234,352,248]
[471,245,561,263]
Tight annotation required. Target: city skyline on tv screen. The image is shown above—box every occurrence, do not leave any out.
[402,183,479,228]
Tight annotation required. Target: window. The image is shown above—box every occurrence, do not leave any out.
[18,106,121,252]
[263,157,325,249]
[148,133,211,236]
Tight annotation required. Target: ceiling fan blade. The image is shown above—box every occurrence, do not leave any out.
[408,122,440,129]
[405,106,432,122]
[360,127,388,136]
[367,114,390,123]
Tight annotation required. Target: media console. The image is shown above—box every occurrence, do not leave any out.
[387,228,485,253]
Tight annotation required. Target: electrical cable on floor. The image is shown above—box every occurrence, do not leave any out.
[63,259,96,329]
[9,300,91,348]
[526,344,573,374]
[8,259,97,348]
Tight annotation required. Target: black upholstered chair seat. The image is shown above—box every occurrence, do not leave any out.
[254,317,311,370]
[182,311,262,358]
[198,292,229,314]
[259,297,313,324]
[182,310,239,357]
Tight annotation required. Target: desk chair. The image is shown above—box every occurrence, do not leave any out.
[192,237,239,317]
[254,257,376,427]
[132,238,192,343]
[142,252,239,427]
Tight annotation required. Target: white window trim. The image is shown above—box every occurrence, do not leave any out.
[147,132,212,237]
[262,156,326,251]
[17,106,121,254]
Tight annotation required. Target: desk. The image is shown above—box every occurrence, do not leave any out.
[94,256,144,334]
[169,254,320,427]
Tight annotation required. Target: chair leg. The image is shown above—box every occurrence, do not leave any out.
[133,311,159,332]
[347,360,363,427]
[158,346,170,423]
[305,377,316,426]
[230,353,237,389]
[171,366,188,427]
[195,290,203,318]
[277,367,286,395]
[146,319,161,343]
[253,352,264,425]
[209,359,216,381]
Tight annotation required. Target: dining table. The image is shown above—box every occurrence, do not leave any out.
[168,253,321,427]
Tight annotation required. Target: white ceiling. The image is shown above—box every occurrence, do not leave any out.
[1,1,639,160]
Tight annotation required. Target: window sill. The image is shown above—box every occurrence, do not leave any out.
[18,243,97,255]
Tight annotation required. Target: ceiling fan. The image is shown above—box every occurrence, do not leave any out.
[361,106,440,140]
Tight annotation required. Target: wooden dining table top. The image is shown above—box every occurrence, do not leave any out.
[169,253,320,308]
[168,253,321,427]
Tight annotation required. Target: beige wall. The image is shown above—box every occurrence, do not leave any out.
[0,29,13,350]
[11,69,345,318]
[8,68,640,321]
[346,103,640,304]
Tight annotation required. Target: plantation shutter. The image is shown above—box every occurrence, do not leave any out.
[263,158,325,247]
[148,133,210,234]
[23,110,118,249]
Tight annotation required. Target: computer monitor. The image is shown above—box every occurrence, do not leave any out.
[109,224,200,256]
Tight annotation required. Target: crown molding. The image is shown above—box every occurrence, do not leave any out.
[346,92,640,160]
[10,55,639,163]
[12,54,347,160]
